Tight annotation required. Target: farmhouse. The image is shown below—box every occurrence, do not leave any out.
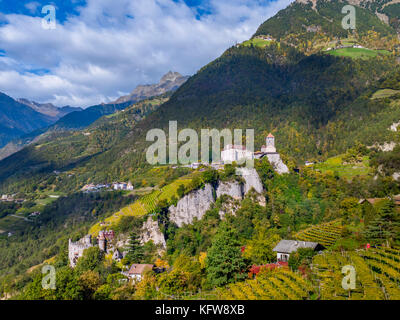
[273,240,324,262]
[125,264,154,282]
[112,181,134,191]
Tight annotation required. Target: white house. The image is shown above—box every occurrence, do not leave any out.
[221,145,253,164]
[113,182,133,191]
[126,264,154,282]
[272,240,324,262]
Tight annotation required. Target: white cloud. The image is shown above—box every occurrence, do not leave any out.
[0,0,294,107]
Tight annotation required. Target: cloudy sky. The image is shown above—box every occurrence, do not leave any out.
[0,0,293,108]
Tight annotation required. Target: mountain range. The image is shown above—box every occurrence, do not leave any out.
[0,71,189,160]
[2,0,400,301]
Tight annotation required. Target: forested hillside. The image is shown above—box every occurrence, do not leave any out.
[1,0,400,301]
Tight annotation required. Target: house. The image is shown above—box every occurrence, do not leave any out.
[358,198,385,206]
[29,211,41,217]
[112,182,133,191]
[273,240,324,262]
[113,182,127,190]
[126,264,154,282]
[392,194,400,207]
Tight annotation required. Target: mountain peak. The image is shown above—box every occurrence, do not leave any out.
[113,71,189,104]
[160,71,183,84]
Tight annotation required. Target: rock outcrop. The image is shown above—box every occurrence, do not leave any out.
[169,183,215,227]
[216,181,243,200]
[141,216,166,248]
[237,168,264,194]
[265,153,289,174]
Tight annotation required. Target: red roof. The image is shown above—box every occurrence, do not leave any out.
[128,264,154,275]
[267,133,274,138]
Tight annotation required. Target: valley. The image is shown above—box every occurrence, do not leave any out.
[1,0,400,302]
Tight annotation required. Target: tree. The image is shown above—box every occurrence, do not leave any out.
[78,270,102,300]
[177,184,185,198]
[364,200,400,245]
[205,223,248,287]
[243,228,281,265]
[125,232,144,264]
[288,248,316,271]
[75,247,104,274]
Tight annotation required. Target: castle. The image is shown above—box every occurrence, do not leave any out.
[68,235,93,268]
[220,133,289,174]
[68,230,116,267]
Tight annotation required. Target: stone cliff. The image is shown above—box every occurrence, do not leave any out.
[169,183,215,227]
[141,216,166,248]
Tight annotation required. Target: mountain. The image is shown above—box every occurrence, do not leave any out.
[0,72,189,159]
[113,71,189,104]
[16,99,82,121]
[0,0,399,194]
[0,92,57,148]
[3,0,400,300]
[51,71,189,130]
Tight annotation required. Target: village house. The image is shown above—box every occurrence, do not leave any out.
[29,211,41,217]
[273,240,324,262]
[124,264,154,282]
[112,181,134,191]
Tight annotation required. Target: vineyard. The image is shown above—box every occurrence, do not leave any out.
[312,247,400,300]
[295,220,343,247]
[89,175,195,235]
[217,268,315,300]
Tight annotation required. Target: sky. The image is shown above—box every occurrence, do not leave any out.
[0,0,294,108]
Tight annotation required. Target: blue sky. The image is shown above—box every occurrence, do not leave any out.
[0,0,293,107]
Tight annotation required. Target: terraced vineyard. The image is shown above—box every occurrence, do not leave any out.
[89,175,196,235]
[295,220,343,247]
[217,268,314,300]
[312,247,400,300]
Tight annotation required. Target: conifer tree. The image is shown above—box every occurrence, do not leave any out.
[125,232,144,264]
[205,223,248,287]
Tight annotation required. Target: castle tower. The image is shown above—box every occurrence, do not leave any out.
[98,231,106,252]
[261,133,276,153]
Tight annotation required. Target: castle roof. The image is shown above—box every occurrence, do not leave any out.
[267,133,274,138]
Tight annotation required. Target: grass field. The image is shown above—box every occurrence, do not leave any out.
[327,47,391,59]
[313,155,371,179]
[89,173,196,236]
[371,89,400,100]
[242,38,273,48]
